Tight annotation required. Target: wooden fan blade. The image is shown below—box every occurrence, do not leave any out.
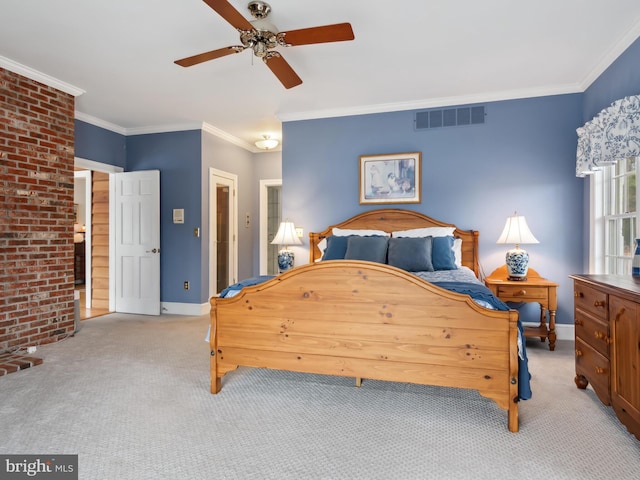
[278,23,354,46]
[203,0,254,31]
[175,46,243,67]
[264,54,302,89]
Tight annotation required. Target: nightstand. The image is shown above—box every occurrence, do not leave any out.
[485,265,559,350]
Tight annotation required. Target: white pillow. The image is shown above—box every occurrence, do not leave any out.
[453,237,462,267]
[392,227,455,238]
[332,227,390,237]
[316,237,328,261]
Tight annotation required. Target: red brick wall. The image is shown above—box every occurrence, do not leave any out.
[0,67,76,352]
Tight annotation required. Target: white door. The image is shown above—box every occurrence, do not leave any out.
[114,170,161,315]
[209,169,237,298]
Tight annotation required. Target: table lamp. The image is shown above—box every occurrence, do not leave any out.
[496,211,539,281]
[271,220,302,273]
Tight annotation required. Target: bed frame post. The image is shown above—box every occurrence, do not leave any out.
[210,297,221,394]
[508,310,520,432]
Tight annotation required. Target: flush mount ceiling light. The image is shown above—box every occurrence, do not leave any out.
[255,134,279,150]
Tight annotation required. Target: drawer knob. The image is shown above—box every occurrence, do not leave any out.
[575,349,583,357]
[595,367,606,375]
[594,331,611,343]
[574,291,584,298]
[575,318,583,326]
[516,289,526,296]
[593,300,606,308]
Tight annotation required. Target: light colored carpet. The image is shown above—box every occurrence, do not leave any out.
[0,313,638,480]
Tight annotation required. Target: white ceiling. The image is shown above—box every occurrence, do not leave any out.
[2,0,640,152]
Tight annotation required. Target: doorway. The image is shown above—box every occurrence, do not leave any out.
[259,179,282,275]
[74,158,123,319]
[209,169,238,298]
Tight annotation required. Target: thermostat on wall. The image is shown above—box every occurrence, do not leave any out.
[173,208,184,224]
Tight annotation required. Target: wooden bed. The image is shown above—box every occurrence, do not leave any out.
[209,209,521,432]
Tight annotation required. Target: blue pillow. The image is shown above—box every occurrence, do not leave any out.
[322,235,351,260]
[344,236,389,263]
[387,237,434,272]
[432,236,457,270]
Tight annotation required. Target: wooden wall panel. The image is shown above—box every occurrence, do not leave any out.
[92,172,110,310]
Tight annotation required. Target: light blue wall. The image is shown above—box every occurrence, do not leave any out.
[126,130,203,304]
[583,36,640,122]
[74,119,126,168]
[282,94,584,326]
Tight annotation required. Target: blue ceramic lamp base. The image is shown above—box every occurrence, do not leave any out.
[505,247,530,281]
[277,249,295,273]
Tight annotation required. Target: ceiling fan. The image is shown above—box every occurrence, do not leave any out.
[174,0,355,89]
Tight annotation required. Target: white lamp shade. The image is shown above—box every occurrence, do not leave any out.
[271,221,302,247]
[496,213,539,246]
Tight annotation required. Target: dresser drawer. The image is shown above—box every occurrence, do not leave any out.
[496,285,548,302]
[575,310,610,357]
[573,281,608,320]
[575,338,611,405]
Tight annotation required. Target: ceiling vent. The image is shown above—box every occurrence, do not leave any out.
[415,106,486,130]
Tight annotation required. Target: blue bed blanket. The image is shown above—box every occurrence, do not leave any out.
[431,281,532,401]
[212,273,532,401]
[219,275,274,298]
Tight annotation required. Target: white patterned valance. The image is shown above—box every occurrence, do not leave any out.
[576,95,640,177]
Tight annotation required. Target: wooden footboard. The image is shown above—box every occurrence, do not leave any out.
[210,260,520,432]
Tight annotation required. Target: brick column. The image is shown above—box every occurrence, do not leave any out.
[0,67,76,352]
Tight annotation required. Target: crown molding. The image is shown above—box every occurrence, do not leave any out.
[74,111,127,135]
[72,114,261,153]
[125,122,203,136]
[0,56,85,96]
[277,84,583,122]
[201,123,258,152]
[580,19,640,90]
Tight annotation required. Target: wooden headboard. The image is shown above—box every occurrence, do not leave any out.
[309,209,480,277]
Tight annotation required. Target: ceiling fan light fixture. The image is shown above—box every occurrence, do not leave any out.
[248,1,271,19]
[253,41,269,57]
[255,135,279,150]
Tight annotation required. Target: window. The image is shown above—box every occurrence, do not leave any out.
[596,157,638,274]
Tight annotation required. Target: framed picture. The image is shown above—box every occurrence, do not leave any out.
[359,152,421,204]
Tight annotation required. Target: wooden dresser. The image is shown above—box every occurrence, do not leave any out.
[570,274,640,441]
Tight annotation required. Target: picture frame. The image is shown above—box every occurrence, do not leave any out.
[359,152,421,204]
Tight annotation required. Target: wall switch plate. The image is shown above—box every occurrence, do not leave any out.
[295,227,304,238]
[173,209,184,224]
[183,281,190,290]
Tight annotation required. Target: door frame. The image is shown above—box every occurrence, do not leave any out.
[73,170,92,307]
[209,168,238,299]
[259,179,282,275]
[74,157,123,312]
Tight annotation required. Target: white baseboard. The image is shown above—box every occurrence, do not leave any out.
[161,302,210,316]
[522,321,574,341]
